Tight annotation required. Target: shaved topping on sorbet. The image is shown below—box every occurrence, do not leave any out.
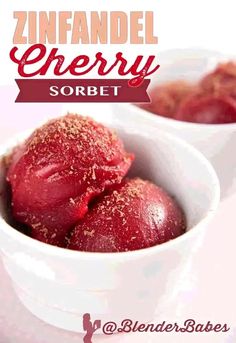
[7,114,134,246]
[68,178,186,252]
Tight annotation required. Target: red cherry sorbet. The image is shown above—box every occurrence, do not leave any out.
[141,61,236,124]
[176,93,236,124]
[141,80,195,119]
[201,61,236,100]
[7,114,134,246]
[68,178,186,252]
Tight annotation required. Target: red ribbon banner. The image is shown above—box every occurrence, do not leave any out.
[15,79,150,103]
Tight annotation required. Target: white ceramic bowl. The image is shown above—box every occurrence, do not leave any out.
[112,49,236,199]
[0,118,220,333]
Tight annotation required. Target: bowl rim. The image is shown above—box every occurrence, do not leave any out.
[130,47,236,130]
[0,126,220,261]
[129,103,236,130]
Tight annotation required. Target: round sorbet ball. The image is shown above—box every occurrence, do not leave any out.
[176,93,236,124]
[68,178,186,253]
[7,114,134,246]
[200,61,236,100]
[141,81,195,118]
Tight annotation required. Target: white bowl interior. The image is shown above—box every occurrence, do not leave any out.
[150,48,228,85]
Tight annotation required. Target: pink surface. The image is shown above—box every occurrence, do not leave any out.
[0,85,235,342]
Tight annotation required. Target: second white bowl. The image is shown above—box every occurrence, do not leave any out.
[112,49,236,199]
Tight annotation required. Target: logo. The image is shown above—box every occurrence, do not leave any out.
[83,313,101,343]
[82,315,231,342]
[10,11,159,103]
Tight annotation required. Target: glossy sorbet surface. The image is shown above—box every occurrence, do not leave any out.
[6,114,186,252]
[68,178,186,252]
[7,114,134,246]
[141,61,236,124]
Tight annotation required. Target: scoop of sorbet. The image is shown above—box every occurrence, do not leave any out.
[176,93,236,124]
[200,61,236,100]
[7,114,134,246]
[140,81,195,118]
[176,62,236,123]
[68,178,186,252]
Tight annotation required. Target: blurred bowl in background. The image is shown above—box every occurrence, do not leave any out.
[112,49,236,199]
